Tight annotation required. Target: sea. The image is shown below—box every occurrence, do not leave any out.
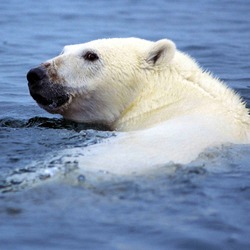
[0,0,250,249]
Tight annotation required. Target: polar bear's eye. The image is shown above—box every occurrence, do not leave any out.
[83,51,99,62]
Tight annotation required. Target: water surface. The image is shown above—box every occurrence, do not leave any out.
[0,0,250,249]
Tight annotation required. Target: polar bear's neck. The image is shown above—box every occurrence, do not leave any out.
[114,53,249,132]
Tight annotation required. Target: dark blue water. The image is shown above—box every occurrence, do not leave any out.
[1,0,250,249]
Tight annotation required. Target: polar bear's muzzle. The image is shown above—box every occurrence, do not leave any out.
[27,66,70,112]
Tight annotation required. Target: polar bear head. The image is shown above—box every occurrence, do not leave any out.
[27,38,176,130]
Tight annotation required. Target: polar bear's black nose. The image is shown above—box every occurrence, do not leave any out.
[27,67,46,85]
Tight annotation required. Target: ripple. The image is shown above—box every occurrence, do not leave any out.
[0,116,109,131]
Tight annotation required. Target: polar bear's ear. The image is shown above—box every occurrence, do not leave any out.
[146,39,176,66]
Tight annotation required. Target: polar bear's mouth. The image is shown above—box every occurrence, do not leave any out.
[27,66,71,112]
[31,92,70,110]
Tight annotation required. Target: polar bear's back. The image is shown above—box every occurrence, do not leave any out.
[75,112,249,175]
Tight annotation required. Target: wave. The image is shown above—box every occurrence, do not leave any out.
[1,143,249,193]
[0,116,109,131]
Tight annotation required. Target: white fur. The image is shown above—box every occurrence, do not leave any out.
[43,38,250,175]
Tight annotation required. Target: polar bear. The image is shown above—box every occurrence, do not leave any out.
[27,38,250,175]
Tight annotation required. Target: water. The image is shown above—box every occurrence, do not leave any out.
[1,0,250,249]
